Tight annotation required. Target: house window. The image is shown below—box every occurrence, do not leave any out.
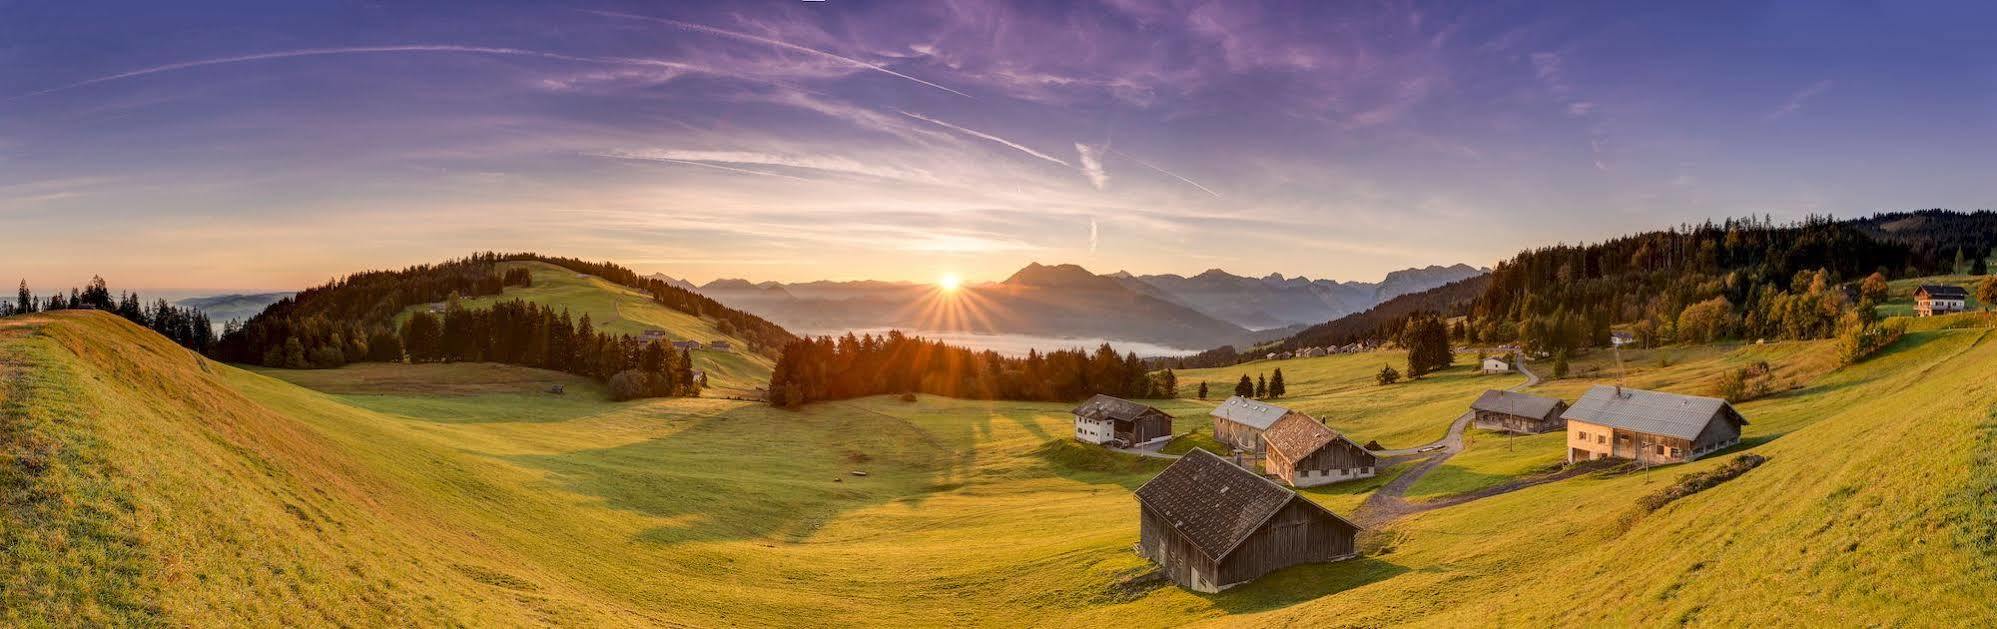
[1671,447,1683,457]
[1576,431,1587,441]
[1597,435,1607,444]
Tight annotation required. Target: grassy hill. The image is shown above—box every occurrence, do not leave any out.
[1169,350,1527,448]
[1875,274,1989,317]
[391,261,773,396]
[7,308,1997,625]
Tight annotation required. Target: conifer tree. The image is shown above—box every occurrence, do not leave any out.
[1235,374,1253,397]
[1269,368,1286,398]
[1197,381,1209,400]
[1255,374,1267,398]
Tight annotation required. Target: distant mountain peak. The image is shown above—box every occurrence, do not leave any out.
[1004,262,1112,288]
[1194,268,1237,279]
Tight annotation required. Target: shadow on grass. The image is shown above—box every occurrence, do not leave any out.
[1203,557,1413,614]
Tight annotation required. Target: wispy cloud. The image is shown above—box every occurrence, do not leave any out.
[1076,143,1108,189]
[899,111,1072,167]
[14,45,617,98]
[592,148,936,183]
[1768,79,1834,119]
[586,10,971,98]
[589,151,812,181]
[1089,217,1100,253]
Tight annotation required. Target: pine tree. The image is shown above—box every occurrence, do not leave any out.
[1197,381,1209,400]
[1255,374,1267,398]
[1235,374,1253,397]
[1955,248,1968,274]
[1376,364,1400,385]
[1269,368,1286,398]
[14,280,31,314]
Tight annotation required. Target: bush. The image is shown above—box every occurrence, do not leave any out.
[1376,365,1400,385]
[898,393,917,402]
[1635,454,1768,513]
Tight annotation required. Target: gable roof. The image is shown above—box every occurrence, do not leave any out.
[1470,389,1565,419]
[1134,449,1356,560]
[1917,284,1970,299]
[1209,396,1293,430]
[1561,385,1745,440]
[1072,394,1168,423]
[1262,413,1369,462]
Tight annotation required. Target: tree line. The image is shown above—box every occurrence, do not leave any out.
[493,254,794,355]
[767,331,1177,407]
[5,277,216,352]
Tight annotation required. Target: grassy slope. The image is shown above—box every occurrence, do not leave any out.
[390,260,773,396]
[1876,274,1988,317]
[9,310,1997,625]
[1170,351,1525,448]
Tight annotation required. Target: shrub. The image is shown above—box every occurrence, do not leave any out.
[1376,365,1400,385]
[1635,454,1768,513]
[898,393,917,402]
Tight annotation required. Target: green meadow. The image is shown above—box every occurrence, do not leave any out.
[6,303,1997,625]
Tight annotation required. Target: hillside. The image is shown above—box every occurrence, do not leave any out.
[173,291,293,326]
[391,261,774,396]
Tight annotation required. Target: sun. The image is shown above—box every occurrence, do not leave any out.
[938,273,963,292]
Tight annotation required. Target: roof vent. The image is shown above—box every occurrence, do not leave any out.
[1219,485,1231,494]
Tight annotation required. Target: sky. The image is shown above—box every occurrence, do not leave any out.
[3,1,1995,292]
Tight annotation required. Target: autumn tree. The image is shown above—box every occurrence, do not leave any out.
[1979,277,1997,312]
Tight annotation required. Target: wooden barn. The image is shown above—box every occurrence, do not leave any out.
[1915,284,1970,317]
[1564,385,1748,464]
[1481,356,1512,374]
[1071,394,1173,447]
[1470,390,1569,434]
[1261,414,1377,487]
[1209,396,1309,453]
[1134,448,1360,592]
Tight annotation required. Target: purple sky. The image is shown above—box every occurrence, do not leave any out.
[3,1,1995,291]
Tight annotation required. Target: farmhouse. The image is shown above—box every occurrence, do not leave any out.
[1470,390,1569,434]
[1134,449,1360,592]
[708,340,733,352]
[1610,331,1635,347]
[1563,385,1748,464]
[1915,284,1970,317]
[1209,396,1311,453]
[1261,414,1377,487]
[1481,355,1512,374]
[1071,394,1173,448]
[671,340,701,351]
[1297,347,1326,358]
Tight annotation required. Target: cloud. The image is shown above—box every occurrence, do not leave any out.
[1089,217,1100,253]
[589,151,813,181]
[1076,143,1108,189]
[1566,101,1596,116]
[14,45,621,98]
[899,111,1072,167]
[594,148,934,183]
[1769,80,1834,119]
[586,10,971,98]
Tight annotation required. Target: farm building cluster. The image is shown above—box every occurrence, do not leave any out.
[1264,341,1377,361]
[1082,360,1753,592]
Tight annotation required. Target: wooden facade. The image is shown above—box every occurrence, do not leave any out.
[1209,396,1307,453]
[1261,414,1377,487]
[1134,449,1359,592]
[1072,395,1174,447]
[1469,390,1569,434]
[1915,284,1969,317]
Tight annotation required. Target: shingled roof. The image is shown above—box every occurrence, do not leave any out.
[1209,396,1294,430]
[1135,449,1352,560]
[1561,385,1745,440]
[1917,284,1970,299]
[1261,414,1366,461]
[1470,389,1565,419]
[1072,394,1167,422]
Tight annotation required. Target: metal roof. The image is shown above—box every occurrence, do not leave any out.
[1560,385,1745,440]
[1209,396,1294,430]
[1469,389,1565,420]
[1918,284,1970,299]
[1072,394,1169,423]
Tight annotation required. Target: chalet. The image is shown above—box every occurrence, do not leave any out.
[1915,284,1970,317]
[671,340,701,351]
[708,340,733,352]
[1135,449,1359,592]
[1610,331,1635,347]
[640,329,668,341]
[1071,394,1174,448]
[1209,396,1310,453]
[1470,390,1568,434]
[1481,356,1512,374]
[1297,347,1326,358]
[1277,351,1295,360]
[1261,414,1376,487]
[1563,386,1748,464]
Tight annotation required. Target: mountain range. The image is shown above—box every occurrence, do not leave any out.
[678,262,1487,350]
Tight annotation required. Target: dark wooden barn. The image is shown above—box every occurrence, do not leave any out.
[1261,414,1377,487]
[1134,448,1360,592]
[1470,389,1569,434]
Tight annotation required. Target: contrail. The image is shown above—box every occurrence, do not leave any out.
[1110,149,1220,198]
[16,45,612,98]
[900,111,1071,167]
[591,152,813,182]
[588,10,971,98]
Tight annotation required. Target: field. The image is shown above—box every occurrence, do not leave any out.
[389,260,773,396]
[7,309,1997,625]
[1170,351,1526,449]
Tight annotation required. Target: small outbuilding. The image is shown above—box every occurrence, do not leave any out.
[1915,284,1970,317]
[1564,385,1748,464]
[1470,390,1569,434]
[708,340,733,352]
[1072,394,1174,448]
[671,340,702,351]
[1135,448,1360,592]
[1481,356,1512,374]
[1261,414,1377,487]
[1209,396,1310,453]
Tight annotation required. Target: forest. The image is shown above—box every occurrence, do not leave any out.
[766,331,1177,407]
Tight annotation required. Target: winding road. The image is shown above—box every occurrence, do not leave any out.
[1353,361,1542,527]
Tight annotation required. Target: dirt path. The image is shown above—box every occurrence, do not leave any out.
[1354,360,1546,528]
